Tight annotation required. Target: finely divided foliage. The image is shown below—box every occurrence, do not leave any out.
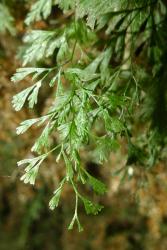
[0,3,15,35]
[11,0,167,230]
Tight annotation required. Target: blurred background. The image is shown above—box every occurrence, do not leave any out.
[1,2,167,250]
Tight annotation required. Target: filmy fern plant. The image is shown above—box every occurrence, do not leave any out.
[9,0,167,230]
